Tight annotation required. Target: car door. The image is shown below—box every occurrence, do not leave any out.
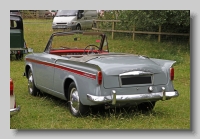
[34,53,59,93]
[84,10,97,29]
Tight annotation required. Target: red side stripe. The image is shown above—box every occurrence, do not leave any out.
[26,58,96,80]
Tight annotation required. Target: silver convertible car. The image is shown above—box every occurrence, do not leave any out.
[24,31,179,117]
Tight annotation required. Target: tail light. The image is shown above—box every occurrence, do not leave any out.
[97,71,102,85]
[170,67,174,80]
[10,78,14,96]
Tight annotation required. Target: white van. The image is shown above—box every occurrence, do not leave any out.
[52,10,98,31]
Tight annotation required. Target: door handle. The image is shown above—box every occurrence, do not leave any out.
[51,58,56,61]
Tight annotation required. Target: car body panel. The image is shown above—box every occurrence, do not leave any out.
[87,55,175,88]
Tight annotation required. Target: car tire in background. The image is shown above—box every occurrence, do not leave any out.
[68,82,89,117]
[15,53,23,60]
[76,24,81,30]
[28,69,39,96]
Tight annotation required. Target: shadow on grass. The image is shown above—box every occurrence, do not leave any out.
[36,91,168,119]
[10,54,25,61]
[87,105,169,119]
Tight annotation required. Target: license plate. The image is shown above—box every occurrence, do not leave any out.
[57,26,66,28]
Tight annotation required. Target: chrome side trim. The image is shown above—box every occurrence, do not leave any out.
[87,91,179,104]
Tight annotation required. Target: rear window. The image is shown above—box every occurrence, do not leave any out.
[10,16,22,29]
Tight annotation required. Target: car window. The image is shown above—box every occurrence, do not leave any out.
[10,20,17,28]
[56,10,78,16]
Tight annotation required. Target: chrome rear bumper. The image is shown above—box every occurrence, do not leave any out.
[10,105,20,116]
[87,90,179,105]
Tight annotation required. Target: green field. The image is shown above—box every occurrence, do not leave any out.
[10,19,190,129]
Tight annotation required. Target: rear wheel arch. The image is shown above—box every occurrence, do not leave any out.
[67,81,89,117]
[76,24,81,30]
[64,78,74,100]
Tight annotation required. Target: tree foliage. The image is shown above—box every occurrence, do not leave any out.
[102,10,190,33]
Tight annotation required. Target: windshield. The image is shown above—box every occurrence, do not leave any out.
[51,33,102,50]
[56,10,78,16]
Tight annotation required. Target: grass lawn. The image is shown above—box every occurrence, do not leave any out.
[10,19,190,129]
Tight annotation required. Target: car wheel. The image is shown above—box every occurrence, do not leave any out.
[137,101,156,111]
[76,25,81,30]
[68,82,89,117]
[28,69,39,96]
[15,54,19,60]
[15,54,23,60]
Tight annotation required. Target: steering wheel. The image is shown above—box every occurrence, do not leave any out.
[84,44,100,54]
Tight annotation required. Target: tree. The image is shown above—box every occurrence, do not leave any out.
[103,10,190,33]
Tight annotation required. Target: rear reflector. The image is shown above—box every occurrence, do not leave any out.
[97,71,102,85]
[10,78,14,96]
[170,67,174,80]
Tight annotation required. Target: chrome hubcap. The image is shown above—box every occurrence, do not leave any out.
[70,88,80,113]
[28,73,33,94]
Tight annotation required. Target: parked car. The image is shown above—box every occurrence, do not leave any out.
[38,10,57,19]
[10,78,20,116]
[24,31,179,117]
[10,14,33,60]
[52,10,98,31]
